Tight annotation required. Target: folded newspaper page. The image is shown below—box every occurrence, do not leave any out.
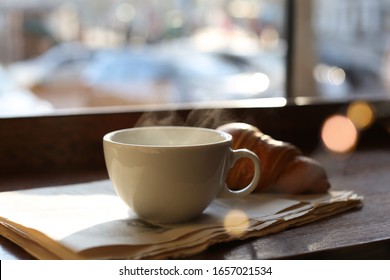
[0,180,363,259]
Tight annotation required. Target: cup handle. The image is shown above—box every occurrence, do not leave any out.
[219,149,261,198]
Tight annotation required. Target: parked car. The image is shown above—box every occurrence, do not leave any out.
[7,42,283,108]
[0,65,52,117]
[81,49,178,106]
[9,42,94,87]
[82,47,277,105]
[7,42,95,108]
[166,50,272,102]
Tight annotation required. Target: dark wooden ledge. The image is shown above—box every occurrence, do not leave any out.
[1,99,390,259]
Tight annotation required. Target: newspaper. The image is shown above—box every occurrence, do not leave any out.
[0,180,363,259]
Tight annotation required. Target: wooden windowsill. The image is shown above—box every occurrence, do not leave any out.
[1,100,389,259]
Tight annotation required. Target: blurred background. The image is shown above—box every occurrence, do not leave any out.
[1,0,390,117]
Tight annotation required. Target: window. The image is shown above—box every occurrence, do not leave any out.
[1,0,390,118]
[0,0,287,117]
[292,0,390,100]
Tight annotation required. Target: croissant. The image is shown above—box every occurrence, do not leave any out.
[217,122,330,194]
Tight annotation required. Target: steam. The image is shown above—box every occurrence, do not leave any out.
[135,110,186,127]
[135,108,243,129]
[186,109,237,128]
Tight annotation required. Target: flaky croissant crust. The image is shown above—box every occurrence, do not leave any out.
[217,122,330,194]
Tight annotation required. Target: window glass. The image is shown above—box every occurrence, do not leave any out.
[312,0,390,99]
[0,0,287,116]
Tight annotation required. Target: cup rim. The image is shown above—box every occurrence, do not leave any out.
[103,126,232,148]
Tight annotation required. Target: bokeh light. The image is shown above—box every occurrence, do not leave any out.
[259,27,280,49]
[228,0,260,19]
[249,72,270,93]
[328,67,346,86]
[313,64,346,86]
[115,3,135,23]
[223,209,250,237]
[321,115,358,154]
[166,10,184,29]
[346,101,375,130]
[224,72,269,95]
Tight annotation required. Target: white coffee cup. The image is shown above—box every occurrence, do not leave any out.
[103,126,261,224]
